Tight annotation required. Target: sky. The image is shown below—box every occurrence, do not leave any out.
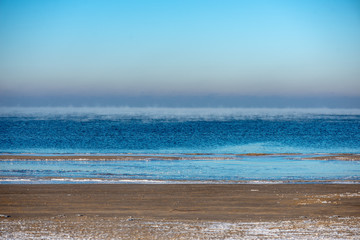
[0,0,360,107]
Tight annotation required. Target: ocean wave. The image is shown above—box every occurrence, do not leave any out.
[1,177,359,185]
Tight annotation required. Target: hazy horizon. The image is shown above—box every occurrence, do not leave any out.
[1,94,360,108]
[1,0,360,107]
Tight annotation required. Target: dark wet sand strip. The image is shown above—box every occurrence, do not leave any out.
[302,154,360,161]
[1,153,359,161]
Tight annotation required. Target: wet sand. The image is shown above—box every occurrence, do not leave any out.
[1,184,360,239]
[302,153,360,161]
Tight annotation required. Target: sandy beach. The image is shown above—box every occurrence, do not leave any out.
[1,184,359,239]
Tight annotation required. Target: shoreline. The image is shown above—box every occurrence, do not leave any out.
[1,184,359,239]
[1,177,360,185]
[1,153,359,185]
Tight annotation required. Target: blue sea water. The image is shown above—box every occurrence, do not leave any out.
[1,156,359,184]
[1,107,360,154]
[0,107,359,183]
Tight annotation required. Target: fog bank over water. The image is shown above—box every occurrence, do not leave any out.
[1,94,359,108]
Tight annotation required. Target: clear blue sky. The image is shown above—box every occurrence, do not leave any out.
[0,0,360,106]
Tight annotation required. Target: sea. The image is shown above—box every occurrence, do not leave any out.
[0,107,359,184]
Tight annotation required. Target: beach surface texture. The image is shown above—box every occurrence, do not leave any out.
[1,184,360,239]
